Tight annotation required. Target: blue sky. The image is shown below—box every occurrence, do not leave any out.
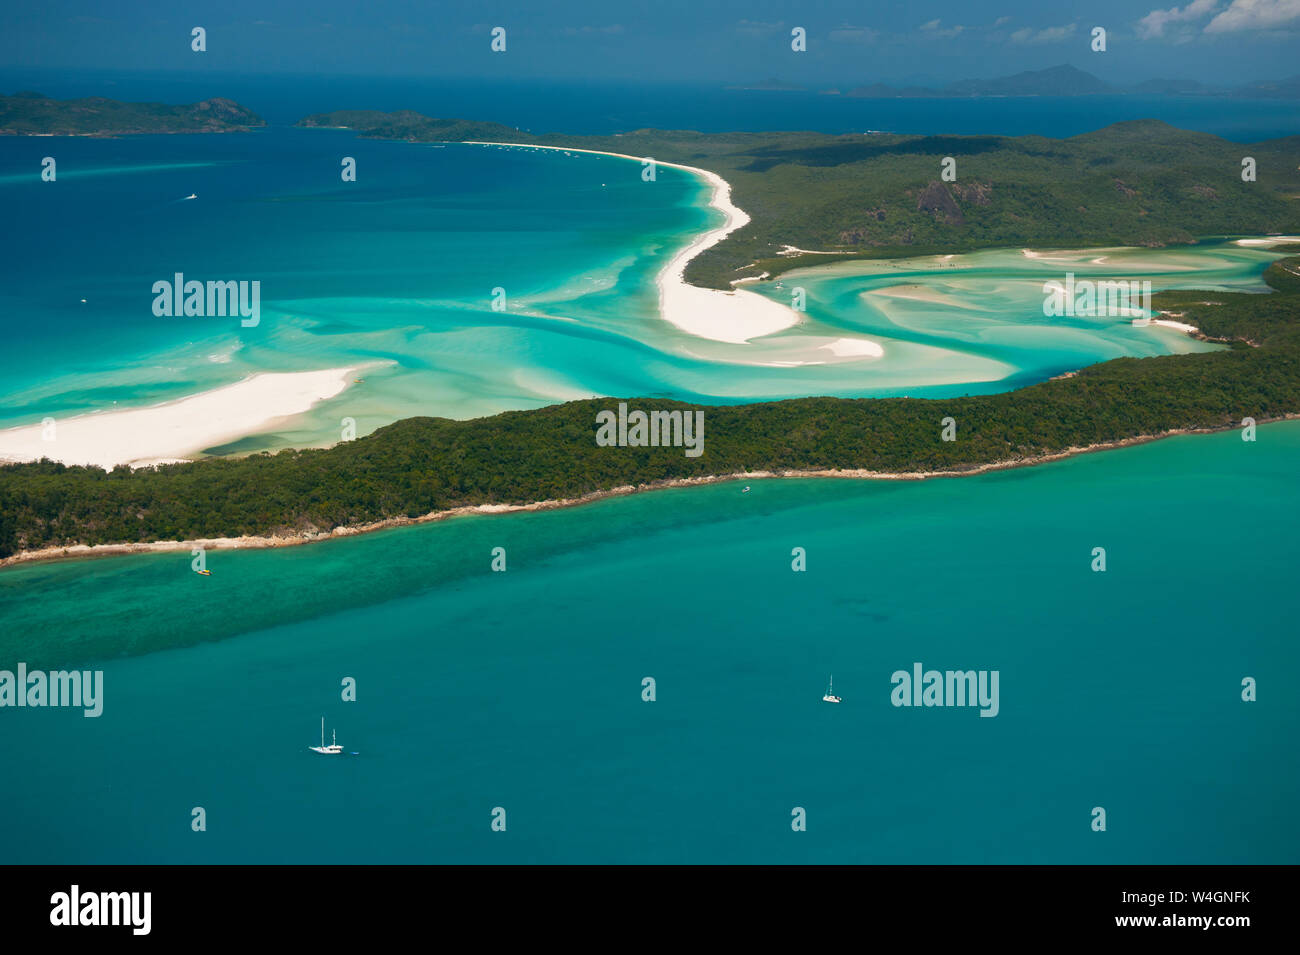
[3,0,1299,85]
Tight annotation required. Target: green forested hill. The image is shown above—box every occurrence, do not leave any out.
[296,110,533,143]
[0,92,265,135]
[293,112,1300,289]
[547,121,1300,288]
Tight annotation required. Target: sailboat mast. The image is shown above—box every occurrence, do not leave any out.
[320,716,325,748]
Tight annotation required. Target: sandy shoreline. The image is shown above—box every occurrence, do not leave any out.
[1150,318,1200,334]
[1234,236,1300,248]
[7,415,1293,570]
[466,141,810,345]
[0,367,360,470]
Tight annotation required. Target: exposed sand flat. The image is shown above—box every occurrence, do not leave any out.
[818,337,885,358]
[0,367,358,470]
[865,283,980,309]
[1023,247,1234,273]
[466,141,805,345]
[1021,247,1144,266]
[777,244,842,256]
[1234,236,1300,248]
[1150,318,1199,334]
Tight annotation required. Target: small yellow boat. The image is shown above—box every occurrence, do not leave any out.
[195,569,212,576]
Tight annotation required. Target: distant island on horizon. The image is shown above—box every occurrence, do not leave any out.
[9,90,1297,284]
[5,61,1300,142]
[0,91,265,136]
[727,64,1300,99]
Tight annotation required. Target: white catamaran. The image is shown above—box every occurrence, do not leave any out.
[309,717,344,755]
[822,675,841,704]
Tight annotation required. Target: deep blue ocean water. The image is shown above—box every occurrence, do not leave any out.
[2,70,1297,140]
[1,423,1298,863]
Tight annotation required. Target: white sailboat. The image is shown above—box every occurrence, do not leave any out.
[308,717,344,755]
[822,675,841,704]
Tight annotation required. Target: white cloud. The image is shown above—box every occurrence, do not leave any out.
[1205,0,1300,32]
[1009,23,1078,43]
[921,19,965,37]
[1137,0,1219,38]
[559,24,625,36]
[829,23,879,43]
[735,19,785,36]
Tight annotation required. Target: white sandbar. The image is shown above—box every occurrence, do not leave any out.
[466,141,806,344]
[0,367,358,469]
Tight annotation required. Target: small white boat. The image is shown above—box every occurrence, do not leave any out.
[309,717,344,755]
[822,675,841,704]
[183,193,197,200]
[742,486,751,493]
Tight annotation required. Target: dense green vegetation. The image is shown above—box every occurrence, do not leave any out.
[0,92,265,136]
[3,258,1297,560]
[295,111,1300,289]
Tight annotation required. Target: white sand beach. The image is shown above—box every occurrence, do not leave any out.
[819,337,885,358]
[777,244,841,256]
[0,367,358,469]
[1234,236,1300,248]
[1150,318,1199,334]
[467,142,807,345]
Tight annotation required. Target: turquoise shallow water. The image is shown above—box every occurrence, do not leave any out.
[2,422,1297,863]
[0,130,1281,457]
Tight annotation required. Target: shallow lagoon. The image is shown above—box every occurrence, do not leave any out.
[0,130,1278,457]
